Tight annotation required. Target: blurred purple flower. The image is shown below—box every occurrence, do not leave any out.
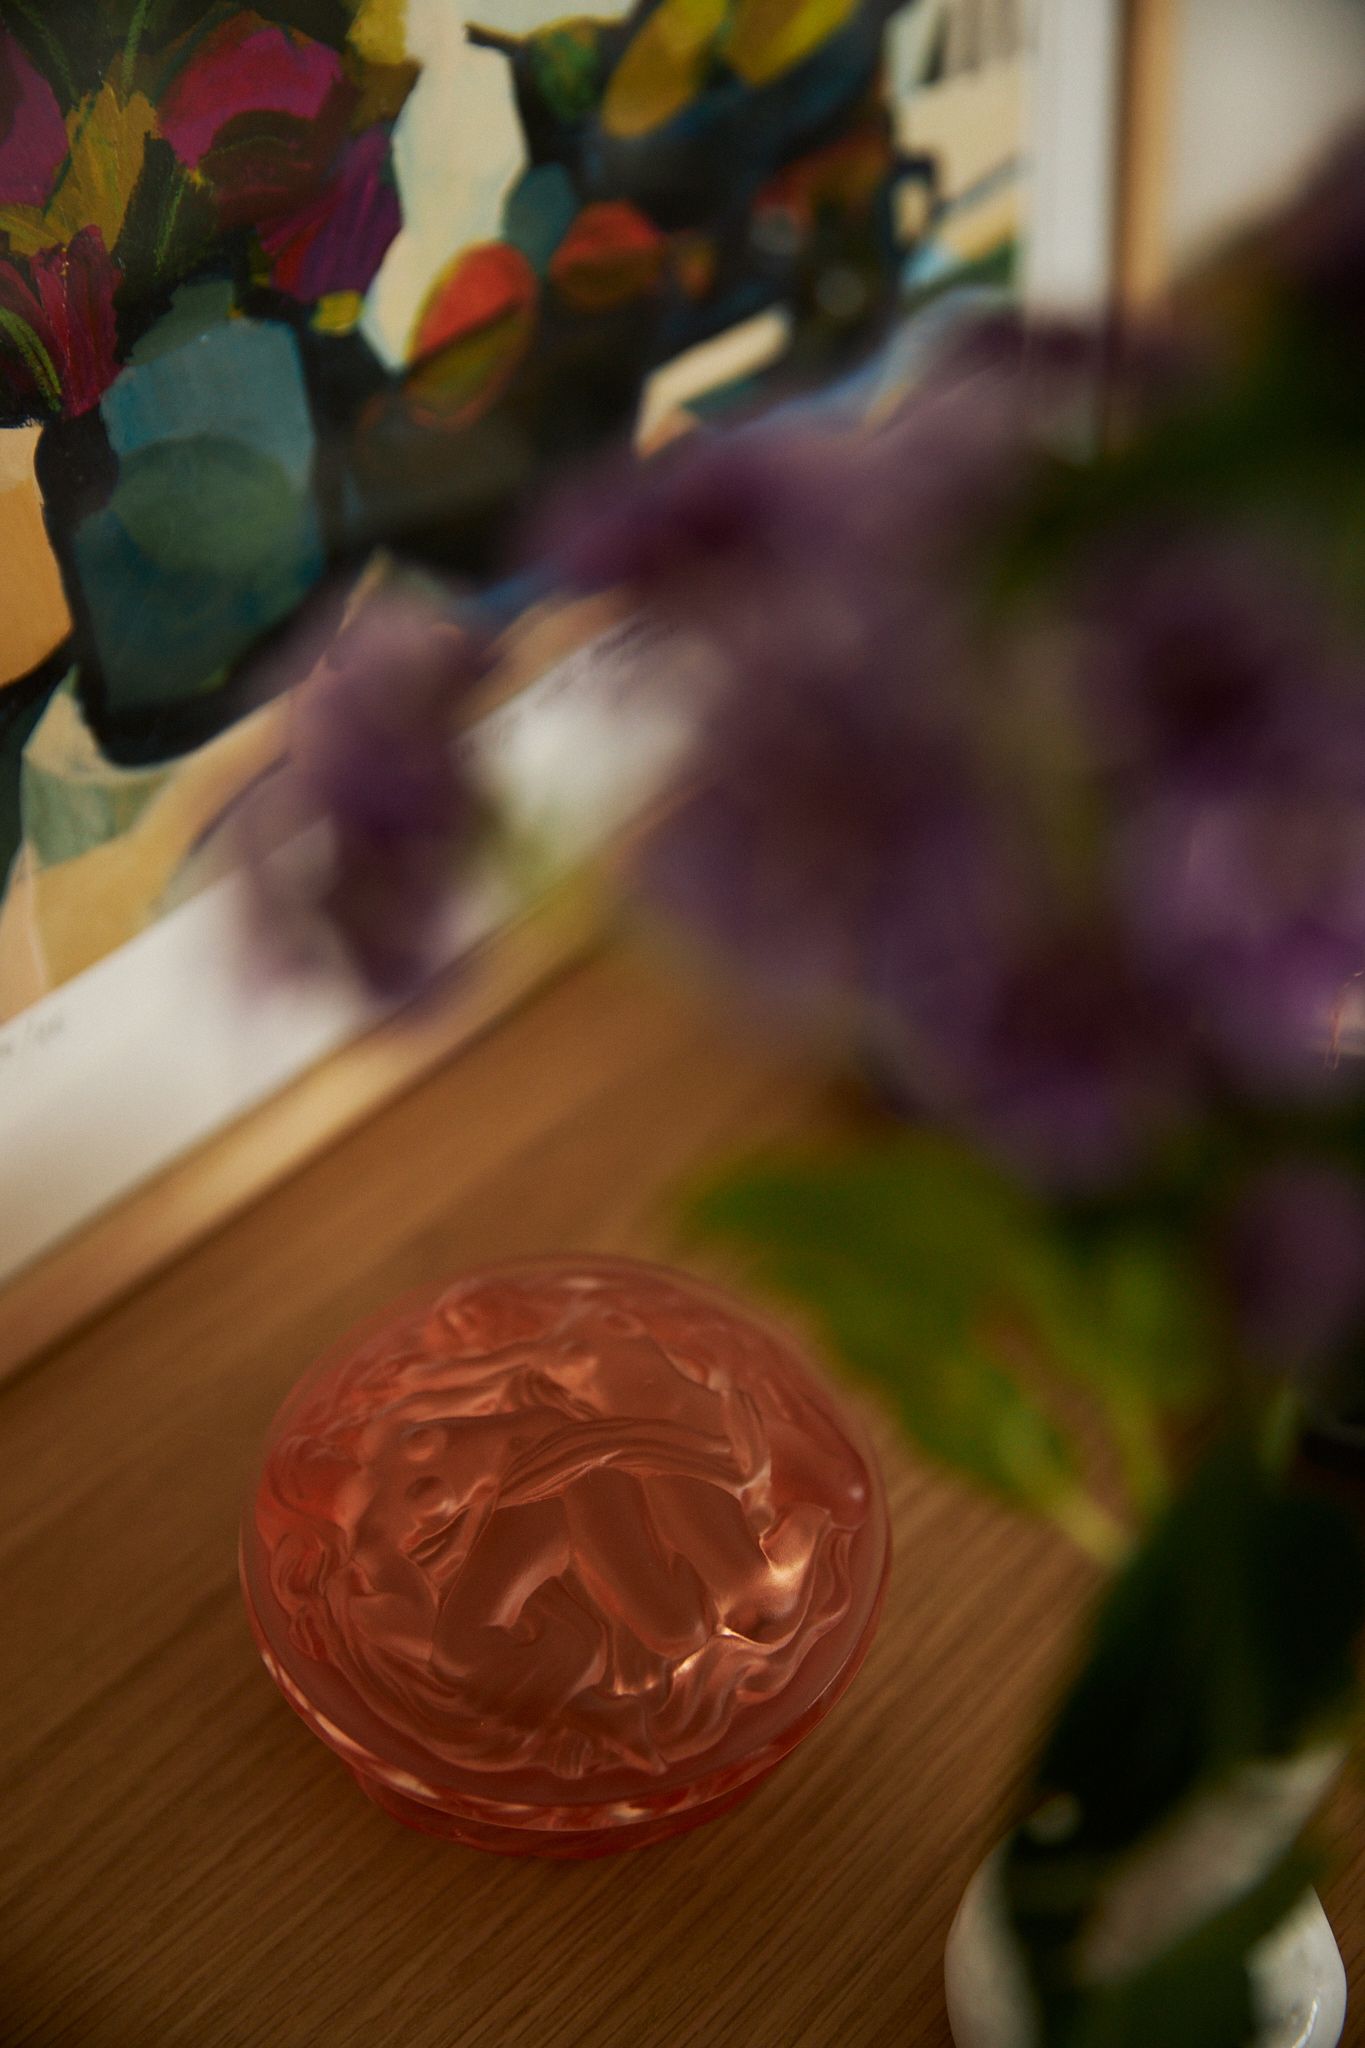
[886,929,1192,1194]
[1120,772,1365,1094]
[242,580,490,996]
[542,316,1076,625]
[542,327,1203,1190]
[643,670,1192,1189]
[541,422,924,699]
[639,736,1178,1195]
[1078,527,1365,1094]
[537,324,1070,803]
[642,716,993,1013]
[544,409,982,1005]
[537,303,1365,1180]
[1225,1161,1365,1374]
[559,404,979,1002]
[1080,534,1349,783]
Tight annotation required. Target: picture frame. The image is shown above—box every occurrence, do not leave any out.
[0,0,1162,1378]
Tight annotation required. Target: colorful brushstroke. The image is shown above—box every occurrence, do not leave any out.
[0,0,1026,1016]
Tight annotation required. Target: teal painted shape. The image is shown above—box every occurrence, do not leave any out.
[502,164,579,275]
[127,281,239,369]
[20,674,171,868]
[73,315,324,714]
[101,316,316,489]
[73,493,319,715]
[113,438,312,580]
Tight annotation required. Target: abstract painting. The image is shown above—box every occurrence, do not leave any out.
[0,0,1029,1023]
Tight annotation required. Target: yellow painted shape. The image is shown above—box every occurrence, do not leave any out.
[931,187,1018,269]
[0,847,47,1023]
[44,86,157,253]
[313,291,366,335]
[19,700,288,997]
[724,0,861,88]
[0,427,71,686]
[602,0,730,140]
[350,0,410,66]
[895,60,1025,205]
[21,678,171,864]
[2,86,158,256]
[0,204,48,256]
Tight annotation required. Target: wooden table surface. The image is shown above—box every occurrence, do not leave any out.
[4,949,1363,2048]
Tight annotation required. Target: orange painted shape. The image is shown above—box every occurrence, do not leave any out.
[0,427,70,687]
[549,202,666,313]
[412,242,538,362]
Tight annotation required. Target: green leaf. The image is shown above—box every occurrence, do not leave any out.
[688,1135,1212,1526]
[43,82,157,252]
[1018,1436,1362,1866]
[1053,1228,1212,1413]
[6,1,80,104]
[1068,1844,1319,2048]
[0,308,62,413]
[1001,1438,1359,2042]
[687,1138,1092,1522]
[114,138,219,307]
[1046,1225,1215,1513]
[530,23,607,122]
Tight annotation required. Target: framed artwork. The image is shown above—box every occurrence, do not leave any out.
[0,0,1136,1368]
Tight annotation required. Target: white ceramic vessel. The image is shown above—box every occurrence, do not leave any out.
[945,1854,1346,2048]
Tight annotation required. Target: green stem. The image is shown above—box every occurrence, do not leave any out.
[0,309,63,414]
[1106,1393,1172,1521]
[153,169,190,275]
[7,3,78,104]
[122,0,156,92]
[1048,1488,1129,1568]
[1261,1382,1303,1477]
[50,87,101,205]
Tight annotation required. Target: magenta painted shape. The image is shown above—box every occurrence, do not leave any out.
[159,16,345,169]
[261,127,402,301]
[242,1256,891,1856]
[0,29,68,208]
[0,227,120,417]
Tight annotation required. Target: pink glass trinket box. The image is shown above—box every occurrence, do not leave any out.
[241,1255,890,1857]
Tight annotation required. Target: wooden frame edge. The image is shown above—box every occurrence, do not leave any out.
[1116,0,1183,308]
[0,898,602,1384]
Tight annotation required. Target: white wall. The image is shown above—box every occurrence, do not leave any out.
[1168,0,1365,267]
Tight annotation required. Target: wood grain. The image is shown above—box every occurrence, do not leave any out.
[1,949,1361,2048]
[0,893,600,1384]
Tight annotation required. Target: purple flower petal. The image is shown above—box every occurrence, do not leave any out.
[241,579,492,996]
[1225,1162,1365,1374]
[1080,532,1351,783]
[540,323,1205,1190]
[1120,776,1365,1093]
[958,940,1192,1193]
